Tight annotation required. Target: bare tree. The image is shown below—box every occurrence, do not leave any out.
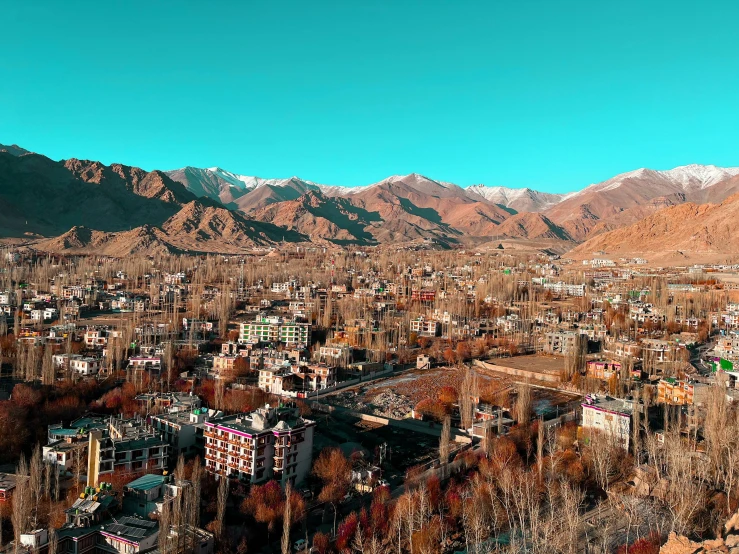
[215,476,228,540]
[439,415,451,469]
[459,366,479,431]
[515,381,532,427]
[48,529,57,554]
[281,482,292,554]
[12,454,30,547]
[29,446,43,527]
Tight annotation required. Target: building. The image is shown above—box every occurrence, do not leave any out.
[135,392,201,414]
[204,403,315,486]
[544,331,578,354]
[69,356,101,376]
[657,378,710,406]
[150,408,221,457]
[84,329,108,348]
[542,281,586,297]
[239,317,311,347]
[87,417,169,487]
[28,474,216,554]
[0,473,17,502]
[127,356,162,375]
[410,317,441,337]
[213,354,236,373]
[586,360,622,381]
[258,367,296,395]
[581,394,634,449]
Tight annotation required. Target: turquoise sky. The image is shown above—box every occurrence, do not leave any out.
[2,1,739,192]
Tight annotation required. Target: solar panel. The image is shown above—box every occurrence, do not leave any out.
[120,516,156,528]
[106,524,126,534]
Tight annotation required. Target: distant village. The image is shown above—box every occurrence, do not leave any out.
[0,245,738,554]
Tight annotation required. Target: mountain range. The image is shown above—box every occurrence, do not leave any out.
[1,142,738,259]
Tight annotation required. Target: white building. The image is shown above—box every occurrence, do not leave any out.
[204,403,315,487]
[410,317,440,337]
[70,356,101,376]
[542,281,586,297]
[581,395,634,450]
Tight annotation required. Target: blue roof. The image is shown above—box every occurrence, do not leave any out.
[125,474,167,491]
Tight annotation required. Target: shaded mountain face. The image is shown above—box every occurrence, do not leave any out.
[30,201,309,256]
[346,174,511,241]
[251,190,382,244]
[161,201,307,250]
[163,166,252,206]
[33,225,178,257]
[170,164,739,244]
[0,143,32,156]
[0,153,212,237]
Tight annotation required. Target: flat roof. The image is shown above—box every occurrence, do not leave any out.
[125,474,167,492]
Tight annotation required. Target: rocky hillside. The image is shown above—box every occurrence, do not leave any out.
[568,193,739,262]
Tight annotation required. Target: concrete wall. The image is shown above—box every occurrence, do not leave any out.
[473,359,561,383]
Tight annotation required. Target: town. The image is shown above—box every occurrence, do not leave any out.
[0,245,737,554]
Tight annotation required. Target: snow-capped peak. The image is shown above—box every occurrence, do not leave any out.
[197,167,370,196]
[579,164,739,195]
[661,164,739,189]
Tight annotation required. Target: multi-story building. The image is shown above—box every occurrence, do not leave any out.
[213,355,237,375]
[150,408,219,457]
[239,317,311,347]
[581,395,634,450]
[127,356,162,374]
[410,289,436,302]
[544,331,578,354]
[657,378,710,406]
[258,367,295,395]
[84,329,108,348]
[542,281,586,297]
[585,360,622,381]
[204,403,315,487]
[87,417,169,487]
[410,317,441,337]
[135,392,202,415]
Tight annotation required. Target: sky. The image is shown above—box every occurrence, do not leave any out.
[2,1,739,192]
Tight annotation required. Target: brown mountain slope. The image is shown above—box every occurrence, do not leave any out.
[30,202,309,256]
[494,213,573,241]
[585,193,686,236]
[251,190,382,244]
[165,166,251,206]
[63,158,204,205]
[688,174,739,204]
[547,166,739,240]
[568,194,739,262]
[161,201,308,251]
[234,179,317,213]
[0,152,207,237]
[347,175,507,242]
[33,225,178,257]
